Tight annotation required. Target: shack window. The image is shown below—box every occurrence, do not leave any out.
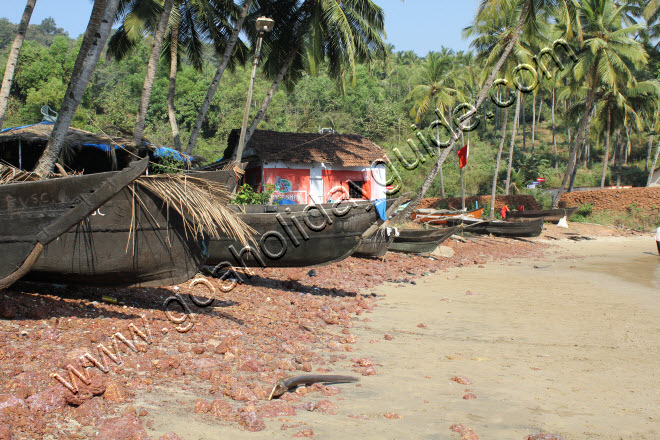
[347,180,365,199]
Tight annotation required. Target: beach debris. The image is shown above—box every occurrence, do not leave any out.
[445,354,465,361]
[462,393,477,400]
[450,424,479,440]
[383,334,395,340]
[383,412,404,419]
[526,434,567,440]
[307,269,317,277]
[450,376,472,385]
[101,295,117,305]
[293,429,315,437]
[465,290,479,295]
[417,323,427,328]
[268,374,359,400]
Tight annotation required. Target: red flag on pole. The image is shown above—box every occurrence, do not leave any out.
[457,144,469,169]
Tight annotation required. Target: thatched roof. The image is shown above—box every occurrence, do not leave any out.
[0,121,138,152]
[223,129,388,167]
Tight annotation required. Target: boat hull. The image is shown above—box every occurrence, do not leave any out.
[449,217,544,237]
[389,227,456,254]
[207,200,382,268]
[25,180,209,287]
[0,160,148,288]
[353,230,395,258]
[412,207,484,225]
[507,207,578,223]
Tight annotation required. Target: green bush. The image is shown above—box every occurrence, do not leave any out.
[576,203,593,217]
[231,184,275,205]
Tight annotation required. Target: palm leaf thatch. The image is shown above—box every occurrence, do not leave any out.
[134,174,253,245]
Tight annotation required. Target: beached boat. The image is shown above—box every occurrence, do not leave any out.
[389,226,457,254]
[353,228,396,258]
[412,206,484,225]
[23,168,246,287]
[507,207,578,223]
[447,217,544,237]
[206,200,389,268]
[0,159,148,289]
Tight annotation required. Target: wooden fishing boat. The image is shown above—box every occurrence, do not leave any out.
[0,159,148,289]
[389,226,457,254]
[412,206,484,225]
[23,168,240,287]
[507,207,578,223]
[447,217,544,237]
[206,199,390,268]
[353,228,396,258]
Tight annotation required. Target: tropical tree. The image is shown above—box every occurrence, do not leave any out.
[185,0,253,154]
[0,0,36,131]
[33,0,121,176]
[554,0,648,206]
[240,0,387,149]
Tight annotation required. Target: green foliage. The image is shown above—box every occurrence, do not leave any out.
[148,156,184,174]
[231,184,275,205]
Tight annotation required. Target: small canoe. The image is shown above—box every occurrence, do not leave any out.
[24,169,237,287]
[0,158,148,289]
[389,227,457,254]
[206,199,390,268]
[449,217,544,237]
[507,207,578,223]
[353,228,395,258]
[412,206,484,225]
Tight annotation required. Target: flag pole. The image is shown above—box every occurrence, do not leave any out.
[460,133,466,210]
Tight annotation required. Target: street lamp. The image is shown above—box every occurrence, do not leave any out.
[235,17,275,165]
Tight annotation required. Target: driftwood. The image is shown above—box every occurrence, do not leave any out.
[268,374,359,400]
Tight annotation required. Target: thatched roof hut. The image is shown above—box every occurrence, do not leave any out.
[0,122,193,173]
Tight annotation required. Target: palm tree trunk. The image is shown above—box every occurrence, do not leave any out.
[521,92,526,151]
[505,90,521,195]
[554,62,599,207]
[569,107,594,192]
[132,0,174,146]
[396,0,531,221]
[167,23,181,151]
[33,0,120,176]
[185,0,252,154]
[0,0,36,131]
[490,93,510,219]
[245,41,302,144]
[600,106,611,188]
[645,133,654,172]
[647,137,660,186]
[531,93,536,155]
[537,92,543,126]
[437,124,446,198]
[552,87,557,169]
[617,129,623,188]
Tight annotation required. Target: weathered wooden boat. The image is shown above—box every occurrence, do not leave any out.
[389,227,457,254]
[23,168,240,287]
[507,207,578,223]
[206,200,390,268]
[447,217,544,237]
[353,228,396,258]
[0,159,148,289]
[412,206,484,225]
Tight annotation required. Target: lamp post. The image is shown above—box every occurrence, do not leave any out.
[235,17,274,165]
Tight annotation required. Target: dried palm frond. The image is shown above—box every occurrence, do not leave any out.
[134,174,254,245]
[0,163,40,184]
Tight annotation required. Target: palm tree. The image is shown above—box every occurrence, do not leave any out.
[33,0,121,176]
[107,0,235,150]
[132,0,175,146]
[240,0,386,148]
[0,0,37,131]
[554,0,647,206]
[407,51,465,197]
[490,90,511,218]
[396,0,581,221]
[185,0,253,154]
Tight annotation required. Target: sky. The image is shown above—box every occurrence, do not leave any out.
[1,0,478,55]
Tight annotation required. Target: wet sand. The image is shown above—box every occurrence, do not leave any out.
[143,235,659,439]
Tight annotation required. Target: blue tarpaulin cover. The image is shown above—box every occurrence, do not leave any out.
[153,146,191,163]
[277,198,296,205]
[374,198,387,221]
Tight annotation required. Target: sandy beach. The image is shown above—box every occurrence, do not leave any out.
[1,227,658,439]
